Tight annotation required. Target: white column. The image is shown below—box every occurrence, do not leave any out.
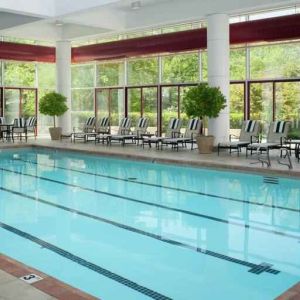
[207,14,230,144]
[56,41,71,132]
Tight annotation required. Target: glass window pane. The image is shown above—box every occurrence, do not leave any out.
[250,43,300,79]
[201,51,207,81]
[110,89,124,133]
[38,64,56,88]
[161,87,178,133]
[162,52,199,83]
[71,89,94,129]
[72,64,94,88]
[4,89,19,123]
[96,90,109,120]
[128,88,141,126]
[230,84,245,134]
[230,48,246,80]
[21,90,36,118]
[275,82,300,138]
[143,87,158,134]
[97,62,124,87]
[128,57,158,85]
[4,62,35,87]
[250,83,273,133]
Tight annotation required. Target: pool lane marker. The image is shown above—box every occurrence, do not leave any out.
[1,167,300,241]
[16,158,299,214]
[0,221,171,300]
[0,187,280,276]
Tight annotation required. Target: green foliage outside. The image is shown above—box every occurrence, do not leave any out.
[39,92,68,127]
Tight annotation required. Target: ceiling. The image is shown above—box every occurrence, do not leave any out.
[0,0,298,43]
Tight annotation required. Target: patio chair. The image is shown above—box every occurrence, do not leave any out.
[72,116,96,142]
[109,117,149,146]
[217,120,260,156]
[86,116,110,143]
[142,117,182,149]
[107,117,132,146]
[246,120,291,158]
[12,118,27,142]
[161,118,202,151]
[25,116,37,139]
[0,117,9,141]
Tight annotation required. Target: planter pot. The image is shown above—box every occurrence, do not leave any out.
[196,135,215,154]
[49,127,62,140]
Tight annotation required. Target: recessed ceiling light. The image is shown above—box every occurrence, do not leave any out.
[131,1,141,10]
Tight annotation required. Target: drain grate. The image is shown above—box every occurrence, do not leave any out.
[263,176,279,185]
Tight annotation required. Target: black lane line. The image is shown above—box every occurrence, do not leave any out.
[17,158,300,214]
[1,167,300,241]
[0,221,171,300]
[0,187,280,275]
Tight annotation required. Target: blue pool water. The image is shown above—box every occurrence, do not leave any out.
[0,148,300,299]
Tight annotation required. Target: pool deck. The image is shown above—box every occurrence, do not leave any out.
[0,137,300,299]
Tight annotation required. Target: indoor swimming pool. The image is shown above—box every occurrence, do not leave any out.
[0,147,299,299]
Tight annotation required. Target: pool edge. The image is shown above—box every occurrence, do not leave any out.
[27,143,300,179]
[0,253,99,300]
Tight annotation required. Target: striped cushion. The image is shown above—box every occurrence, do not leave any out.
[86,117,96,126]
[188,119,199,130]
[26,117,37,127]
[273,121,286,133]
[245,120,256,132]
[169,118,180,130]
[100,117,109,127]
[14,118,26,128]
[120,117,130,128]
[137,117,147,128]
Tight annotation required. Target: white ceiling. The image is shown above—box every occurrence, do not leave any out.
[0,0,298,43]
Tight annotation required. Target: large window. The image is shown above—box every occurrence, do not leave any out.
[250,43,300,79]
[97,62,124,87]
[71,64,95,129]
[128,57,159,86]
[4,62,35,87]
[162,52,199,83]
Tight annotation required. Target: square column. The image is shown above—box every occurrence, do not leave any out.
[207,14,230,144]
[56,41,72,133]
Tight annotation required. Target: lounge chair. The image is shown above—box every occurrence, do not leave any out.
[85,117,110,143]
[0,117,9,141]
[72,117,96,142]
[246,120,291,159]
[25,116,37,139]
[108,117,149,146]
[12,118,27,142]
[218,120,260,156]
[107,117,132,146]
[161,118,202,151]
[142,118,182,149]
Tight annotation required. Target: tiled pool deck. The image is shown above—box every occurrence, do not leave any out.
[0,137,300,299]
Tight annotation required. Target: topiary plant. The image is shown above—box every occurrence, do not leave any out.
[182,83,227,135]
[39,92,68,128]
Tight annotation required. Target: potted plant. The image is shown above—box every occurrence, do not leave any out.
[183,83,226,153]
[39,92,69,140]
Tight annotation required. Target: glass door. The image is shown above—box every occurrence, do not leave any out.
[127,86,158,134]
[4,88,37,124]
[95,88,124,134]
